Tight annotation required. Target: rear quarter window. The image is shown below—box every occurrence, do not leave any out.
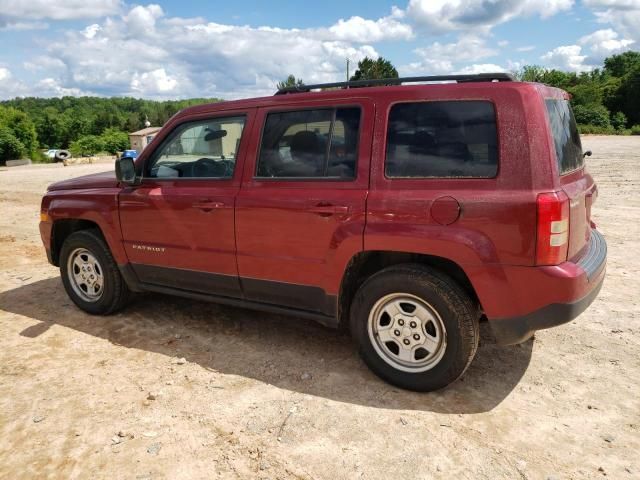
[385,100,498,178]
[545,99,584,175]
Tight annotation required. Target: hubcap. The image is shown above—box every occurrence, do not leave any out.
[67,248,104,302]
[367,293,447,373]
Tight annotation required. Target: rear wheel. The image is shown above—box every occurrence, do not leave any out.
[60,229,130,315]
[350,264,479,391]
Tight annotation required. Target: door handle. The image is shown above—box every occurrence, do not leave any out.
[193,200,225,212]
[308,203,351,215]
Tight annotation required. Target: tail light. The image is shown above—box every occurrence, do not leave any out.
[536,191,569,265]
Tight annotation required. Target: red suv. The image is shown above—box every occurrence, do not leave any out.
[39,73,606,391]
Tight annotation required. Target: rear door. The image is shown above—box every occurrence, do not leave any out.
[235,100,374,315]
[545,98,594,259]
[119,110,254,297]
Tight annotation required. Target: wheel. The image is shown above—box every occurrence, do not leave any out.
[59,229,130,315]
[350,264,479,392]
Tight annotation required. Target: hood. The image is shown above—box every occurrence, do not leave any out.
[47,171,120,192]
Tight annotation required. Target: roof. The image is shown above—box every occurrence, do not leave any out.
[172,76,564,121]
[129,127,162,136]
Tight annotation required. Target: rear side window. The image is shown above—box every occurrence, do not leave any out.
[385,101,498,178]
[545,99,584,174]
[256,107,360,179]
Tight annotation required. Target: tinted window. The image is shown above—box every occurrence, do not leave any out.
[545,99,584,174]
[147,116,245,179]
[385,101,498,178]
[257,108,360,179]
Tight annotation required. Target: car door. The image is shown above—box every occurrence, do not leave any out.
[235,100,373,316]
[119,110,255,298]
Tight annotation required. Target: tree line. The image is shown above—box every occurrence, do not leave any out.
[1,51,639,163]
[0,96,221,162]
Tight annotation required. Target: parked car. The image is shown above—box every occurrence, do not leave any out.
[39,73,606,391]
[121,149,138,159]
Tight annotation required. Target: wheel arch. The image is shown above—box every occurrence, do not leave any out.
[338,251,480,328]
[50,219,104,266]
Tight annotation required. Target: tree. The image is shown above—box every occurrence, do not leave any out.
[0,106,38,158]
[100,128,130,154]
[615,64,640,125]
[69,135,104,156]
[277,74,304,90]
[604,51,640,77]
[350,57,398,81]
[572,104,611,128]
[611,111,627,130]
[0,126,26,163]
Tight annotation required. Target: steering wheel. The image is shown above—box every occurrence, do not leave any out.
[194,158,227,178]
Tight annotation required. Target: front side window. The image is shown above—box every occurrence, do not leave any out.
[256,107,360,179]
[545,99,584,175]
[147,116,245,179]
[385,101,498,178]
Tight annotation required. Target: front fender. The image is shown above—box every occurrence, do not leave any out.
[44,188,127,264]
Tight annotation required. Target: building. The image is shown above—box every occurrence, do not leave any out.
[128,127,161,153]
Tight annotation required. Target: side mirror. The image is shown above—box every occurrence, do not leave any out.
[115,157,138,185]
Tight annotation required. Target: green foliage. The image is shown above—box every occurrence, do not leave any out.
[573,104,611,128]
[277,74,304,90]
[604,51,640,77]
[100,127,130,154]
[0,126,26,163]
[0,106,38,160]
[0,96,222,151]
[350,57,398,81]
[578,124,616,135]
[611,111,627,130]
[70,135,104,156]
[631,125,640,135]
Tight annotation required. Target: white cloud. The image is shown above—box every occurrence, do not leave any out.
[403,35,498,75]
[328,15,413,42]
[541,45,589,71]
[0,21,48,31]
[130,68,179,95]
[579,28,634,60]
[584,0,640,42]
[583,0,640,8]
[517,45,536,52]
[456,63,507,74]
[15,5,381,99]
[498,40,509,47]
[82,23,102,39]
[0,67,30,98]
[405,0,574,33]
[0,0,121,28]
[124,4,163,35]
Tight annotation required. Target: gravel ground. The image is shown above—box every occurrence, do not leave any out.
[0,136,638,479]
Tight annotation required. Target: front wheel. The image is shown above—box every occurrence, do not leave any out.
[350,264,479,392]
[60,229,130,315]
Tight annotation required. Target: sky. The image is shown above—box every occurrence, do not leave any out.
[0,0,638,100]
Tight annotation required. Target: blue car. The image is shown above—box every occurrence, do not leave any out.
[122,149,138,159]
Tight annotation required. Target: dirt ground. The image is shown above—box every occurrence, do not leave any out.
[0,136,638,479]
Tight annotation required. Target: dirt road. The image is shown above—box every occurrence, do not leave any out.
[1,136,638,479]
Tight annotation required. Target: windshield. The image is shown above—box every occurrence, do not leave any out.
[545,99,584,175]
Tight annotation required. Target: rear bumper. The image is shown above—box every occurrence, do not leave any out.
[487,229,606,345]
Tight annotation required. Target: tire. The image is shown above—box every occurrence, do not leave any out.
[350,264,479,392]
[54,150,70,162]
[59,229,130,315]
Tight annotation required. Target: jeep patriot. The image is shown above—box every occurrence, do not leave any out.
[39,73,607,391]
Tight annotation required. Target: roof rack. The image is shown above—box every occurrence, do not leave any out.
[275,72,515,95]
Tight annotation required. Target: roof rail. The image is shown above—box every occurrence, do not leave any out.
[275,72,515,95]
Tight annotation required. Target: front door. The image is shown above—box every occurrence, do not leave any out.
[119,110,254,298]
[236,101,373,315]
